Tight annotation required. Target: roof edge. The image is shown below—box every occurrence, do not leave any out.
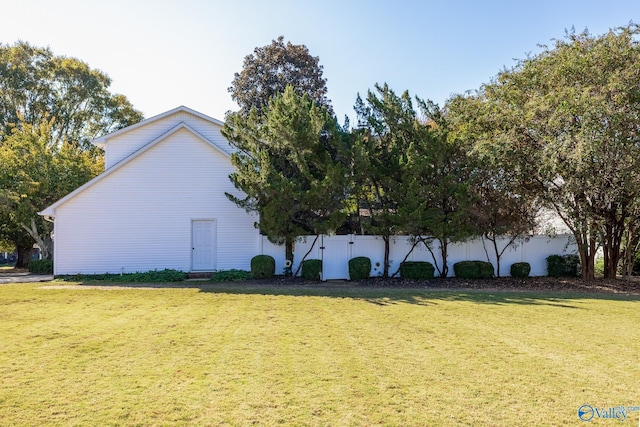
[92,105,225,146]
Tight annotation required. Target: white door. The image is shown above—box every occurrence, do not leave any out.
[321,235,352,280]
[192,220,216,271]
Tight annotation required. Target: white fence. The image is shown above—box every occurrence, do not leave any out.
[259,234,577,280]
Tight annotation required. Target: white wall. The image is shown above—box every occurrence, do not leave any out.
[53,127,259,275]
[262,234,577,279]
[103,111,234,169]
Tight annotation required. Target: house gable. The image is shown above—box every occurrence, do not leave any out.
[40,121,232,217]
[95,106,232,169]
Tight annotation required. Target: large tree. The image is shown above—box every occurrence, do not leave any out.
[0,118,103,261]
[457,24,640,280]
[223,86,347,273]
[0,41,142,266]
[228,36,331,117]
[0,41,142,149]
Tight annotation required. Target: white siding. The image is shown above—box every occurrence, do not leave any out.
[103,111,233,169]
[53,127,258,275]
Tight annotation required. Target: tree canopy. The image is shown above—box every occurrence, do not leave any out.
[449,24,640,280]
[228,36,331,117]
[223,86,347,272]
[0,41,143,150]
[353,84,475,277]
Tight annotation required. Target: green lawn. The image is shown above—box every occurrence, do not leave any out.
[1,281,639,426]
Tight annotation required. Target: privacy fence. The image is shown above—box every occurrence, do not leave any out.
[260,234,577,280]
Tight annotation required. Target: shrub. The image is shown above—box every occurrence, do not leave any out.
[594,258,604,276]
[454,261,494,279]
[547,254,580,277]
[57,269,186,282]
[399,261,435,280]
[250,255,275,279]
[510,262,531,278]
[478,261,494,278]
[349,257,371,280]
[28,259,53,274]
[211,269,252,282]
[301,259,322,280]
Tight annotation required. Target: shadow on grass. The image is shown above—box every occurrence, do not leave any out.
[57,279,640,308]
[194,283,599,308]
[48,278,640,309]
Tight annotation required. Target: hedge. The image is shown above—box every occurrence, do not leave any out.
[399,261,435,280]
[250,255,275,279]
[28,259,53,274]
[454,260,494,279]
[348,257,371,280]
[510,262,531,278]
[547,254,580,277]
[301,259,322,280]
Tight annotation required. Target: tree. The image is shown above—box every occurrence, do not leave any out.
[228,36,331,117]
[223,86,347,273]
[397,101,475,278]
[352,84,417,277]
[456,24,640,280]
[467,168,539,277]
[0,41,142,266]
[0,41,142,150]
[0,117,103,261]
[446,95,539,277]
[353,85,476,278]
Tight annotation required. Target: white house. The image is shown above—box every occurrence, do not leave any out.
[39,106,259,275]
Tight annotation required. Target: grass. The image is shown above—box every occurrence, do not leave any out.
[1,281,639,425]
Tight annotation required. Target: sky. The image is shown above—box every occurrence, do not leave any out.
[2,0,640,125]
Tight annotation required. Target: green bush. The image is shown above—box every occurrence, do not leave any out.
[594,258,605,276]
[349,257,371,280]
[211,269,252,282]
[454,261,494,279]
[478,262,494,278]
[510,262,531,278]
[250,255,275,279]
[28,259,53,274]
[547,254,580,277]
[399,261,435,280]
[301,259,322,280]
[57,269,186,282]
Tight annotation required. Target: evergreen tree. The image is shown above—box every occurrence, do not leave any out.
[223,86,347,273]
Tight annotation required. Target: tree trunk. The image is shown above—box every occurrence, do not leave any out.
[605,249,621,279]
[285,237,294,277]
[440,238,449,278]
[382,235,390,278]
[578,237,596,281]
[14,243,32,269]
[20,218,52,260]
[293,235,319,277]
[493,238,501,278]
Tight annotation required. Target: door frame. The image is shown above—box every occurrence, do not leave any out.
[191,218,217,271]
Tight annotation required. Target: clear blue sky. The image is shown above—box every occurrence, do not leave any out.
[3,0,639,125]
